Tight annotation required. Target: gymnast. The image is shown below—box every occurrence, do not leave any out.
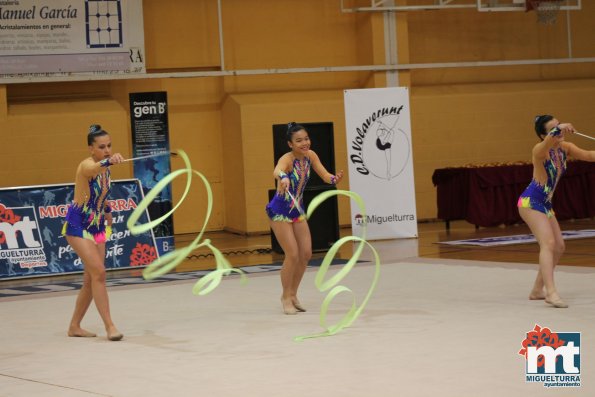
[375,121,394,179]
[63,124,124,340]
[266,122,343,314]
[518,115,595,308]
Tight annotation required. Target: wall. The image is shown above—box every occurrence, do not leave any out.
[221,94,246,233]
[226,90,351,233]
[408,4,595,85]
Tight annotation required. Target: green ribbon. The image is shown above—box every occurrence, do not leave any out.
[126,150,246,295]
[126,151,379,340]
[294,189,381,342]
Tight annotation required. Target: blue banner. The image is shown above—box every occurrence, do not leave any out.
[0,180,158,279]
[129,91,175,256]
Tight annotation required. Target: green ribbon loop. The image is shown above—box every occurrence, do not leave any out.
[126,149,246,294]
[294,190,381,342]
[126,151,378,340]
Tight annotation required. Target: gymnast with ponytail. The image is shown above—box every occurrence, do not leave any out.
[266,122,344,315]
[518,115,595,308]
[62,124,125,340]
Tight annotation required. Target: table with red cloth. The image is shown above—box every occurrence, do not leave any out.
[431,161,595,228]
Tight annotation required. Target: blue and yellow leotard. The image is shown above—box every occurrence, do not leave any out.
[62,169,112,243]
[517,146,567,218]
[266,157,311,223]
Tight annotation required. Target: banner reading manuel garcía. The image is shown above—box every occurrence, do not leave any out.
[0,0,145,83]
[0,179,158,279]
[129,91,174,256]
[344,87,418,240]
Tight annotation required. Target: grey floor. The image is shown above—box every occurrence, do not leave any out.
[1,255,593,397]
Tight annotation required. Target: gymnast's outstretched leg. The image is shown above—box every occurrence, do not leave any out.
[290,220,312,312]
[68,269,96,337]
[67,236,123,339]
[270,220,300,315]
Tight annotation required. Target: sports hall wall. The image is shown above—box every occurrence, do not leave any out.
[1,0,594,235]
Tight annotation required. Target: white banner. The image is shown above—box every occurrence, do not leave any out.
[0,0,145,82]
[344,87,418,240]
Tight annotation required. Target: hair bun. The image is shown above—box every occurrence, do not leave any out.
[534,114,554,137]
[287,122,295,128]
[89,124,102,134]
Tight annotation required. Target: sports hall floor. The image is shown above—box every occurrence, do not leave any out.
[1,219,594,397]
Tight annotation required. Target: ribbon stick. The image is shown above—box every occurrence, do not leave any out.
[126,150,246,295]
[294,189,381,342]
[122,152,176,163]
[574,131,595,142]
[286,190,305,216]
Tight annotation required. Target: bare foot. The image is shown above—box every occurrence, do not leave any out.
[281,298,297,315]
[292,298,306,312]
[68,327,97,338]
[545,292,568,308]
[106,326,123,341]
[529,289,546,300]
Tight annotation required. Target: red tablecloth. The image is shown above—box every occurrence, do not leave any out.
[432,161,595,227]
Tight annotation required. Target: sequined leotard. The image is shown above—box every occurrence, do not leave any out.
[266,157,311,223]
[62,169,112,243]
[517,146,567,218]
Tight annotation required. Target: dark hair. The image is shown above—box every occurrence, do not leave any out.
[87,124,109,145]
[286,122,306,142]
[534,115,554,140]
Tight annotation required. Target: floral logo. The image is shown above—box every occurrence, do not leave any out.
[0,203,22,245]
[129,243,157,266]
[519,324,566,368]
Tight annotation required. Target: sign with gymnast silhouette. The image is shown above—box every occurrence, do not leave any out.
[344,87,418,239]
[351,109,411,181]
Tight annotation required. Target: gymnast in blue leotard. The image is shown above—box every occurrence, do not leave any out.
[266,122,343,315]
[63,125,125,341]
[517,140,567,218]
[518,115,595,309]
[62,166,112,244]
[266,155,311,223]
